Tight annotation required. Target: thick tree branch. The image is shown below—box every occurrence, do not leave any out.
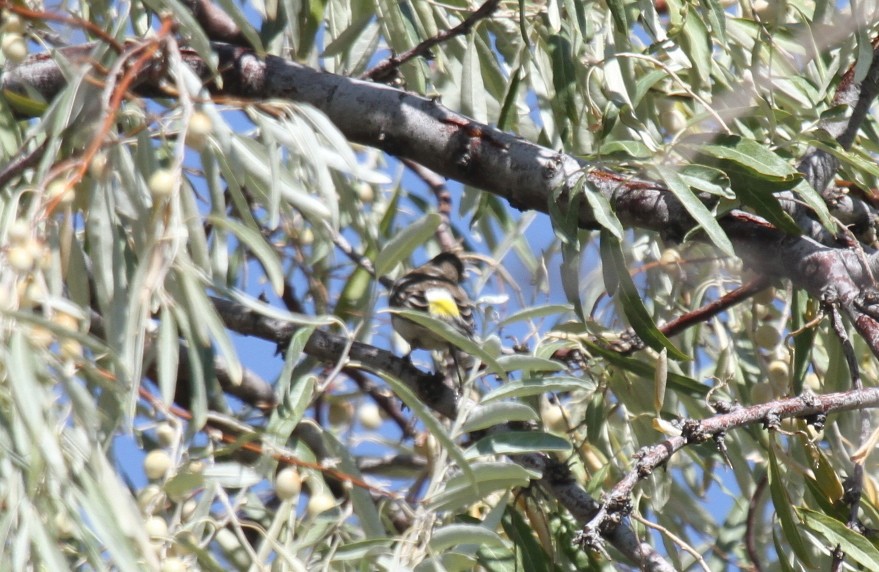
[209,297,460,419]
[6,43,879,302]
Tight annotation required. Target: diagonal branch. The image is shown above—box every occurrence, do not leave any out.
[361,0,501,83]
[576,387,879,548]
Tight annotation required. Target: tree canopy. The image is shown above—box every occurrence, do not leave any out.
[2,0,879,570]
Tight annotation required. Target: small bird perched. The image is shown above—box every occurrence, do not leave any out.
[389,252,476,353]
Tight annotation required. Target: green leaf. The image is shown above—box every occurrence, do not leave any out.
[767,444,813,567]
[374,213,442,277]
[207,215,285,296]
[731,171,802,235]
[322,431,384,538]
[773,528,797,572]
[791,290,816,395]
[800,507,879,569]
[468,431,572,457]
[429,524,506,552]
[582,178,625,239]
[655,165,734,257]
[561,244,585,321]
[426,462,534,512]
[680,10,711,87]
[495,355,566,373]
[679,164,734,199]
[791,180,836,232]
[482,376,597,402]
[376,367,476,488]
[499,304,573,327]
[605,0,628,32]
[502,510,552,572]
[698,135,801,182]
[598,140,654,159]
[547,33,577,123]
[599,230,689,360]
[460,402,539,433]
[498,64,524,132]
[214,0,264,52]
[583,341,707,396]
[461,32,487,123]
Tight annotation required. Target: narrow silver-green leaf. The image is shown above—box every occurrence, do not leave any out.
[375,369,475,487]
[468,431,572,457]
[375,213,442,277]
[460,402,539,433]
[208,215,285,296]
[482,376,597,402]
[800,508,879,569]
[499,304,573,327]
[429,524,506,551]
[768,444,813,567]
[599,230,689,360]
[656,164,734,257]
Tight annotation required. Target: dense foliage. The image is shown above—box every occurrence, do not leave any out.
[2,1,879,570]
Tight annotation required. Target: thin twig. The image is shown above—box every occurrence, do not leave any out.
[577,386,879,547]
[609,276,770,354]
[631,513,711,572]
[361,0,500,82]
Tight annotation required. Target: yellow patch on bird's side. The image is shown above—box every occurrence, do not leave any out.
[425,288,460,319]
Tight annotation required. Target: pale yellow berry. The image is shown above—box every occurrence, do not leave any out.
[144,449,173,480]
[1,33,27,64]
[578,444,607,474]
[156,423,176,447]
[148,168,176,199]
[145,515,168,540]
[414,433,436,459]
[54,512,74,539]
[186,111,213,151]
[2,12,25,34]
[274,467,302,500]
[541,402,568,433]
[298,227,314,246]
[754,324,781,349]
[660,109,687,134]
[28,325,53,348]
[89,152,108,180]
[804,372,822,391]
[160,557,186,572]
[181,499,197,520]
[328,401,354,426]
[46,179,75,208]
[306,493,336,517]
[354,182,375,203]
[753,287,775,305]
[187,460,204,475]
[59,338,83,360]
[7,220,30,244]
[137,484,164,513]
[357,402,383,430]
[7,244,34,272]
[767,360,789,390]
[750,383,774,404]
[659,248,681,268]
[52,312,79,332]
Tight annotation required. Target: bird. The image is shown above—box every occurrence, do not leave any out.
[388,251,476,354]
